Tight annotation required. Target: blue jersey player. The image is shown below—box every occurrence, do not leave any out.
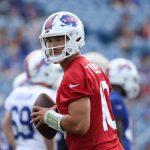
[107,58,140,150]
[110,90,131,150]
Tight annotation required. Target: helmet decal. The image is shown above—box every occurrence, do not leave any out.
[34,59,46,75]
[119,64,132,70]
[60,14,78,27]
[45,14,58,31]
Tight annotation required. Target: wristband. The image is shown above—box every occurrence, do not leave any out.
[44,110,64,132]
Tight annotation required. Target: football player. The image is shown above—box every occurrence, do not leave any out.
[107,58,140,150]
[0,72,28,150]
[31,11,124,150]
[2,50,60,150]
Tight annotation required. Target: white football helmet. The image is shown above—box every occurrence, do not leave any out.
[13,72,28,89]
[84,52,109,73]
[39,11,85,63]
[108,58,140,99]
[24,50,61,87]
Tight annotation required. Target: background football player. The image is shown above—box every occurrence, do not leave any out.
[107,58,140,150]
[2,50,60,150]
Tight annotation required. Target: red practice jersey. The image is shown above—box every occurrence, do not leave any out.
[56,56,124,150]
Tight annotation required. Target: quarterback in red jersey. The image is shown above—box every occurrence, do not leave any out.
[31,11,124,150]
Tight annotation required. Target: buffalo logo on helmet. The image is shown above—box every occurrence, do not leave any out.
[60,14,78,27]
[45,14,58,33]
[119,64,132,71]
[35,59,47,74]
[25,58,46,79]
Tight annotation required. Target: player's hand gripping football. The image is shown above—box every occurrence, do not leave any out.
[30,105,57,128]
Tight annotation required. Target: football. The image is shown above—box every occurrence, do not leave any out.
[33,93,57,139]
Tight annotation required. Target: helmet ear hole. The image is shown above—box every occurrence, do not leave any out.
[66,35,70,40]
[76,37,81,42]
[66,51,70,56]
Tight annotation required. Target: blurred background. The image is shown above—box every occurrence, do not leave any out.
[0,0,150,149]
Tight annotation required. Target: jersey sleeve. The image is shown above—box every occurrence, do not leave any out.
[4,91,14,112]
[58,65,94,106]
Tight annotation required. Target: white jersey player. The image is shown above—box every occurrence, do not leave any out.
[2,50,60,150]
[4,85,56,150]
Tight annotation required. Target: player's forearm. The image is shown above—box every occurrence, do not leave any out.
[2,125,16,149]
[44,97,91,135]
[44,110,89,135]
[2,112,16,149]
[60,114,89,135]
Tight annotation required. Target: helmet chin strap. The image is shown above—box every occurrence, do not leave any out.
[54,58,65,64]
